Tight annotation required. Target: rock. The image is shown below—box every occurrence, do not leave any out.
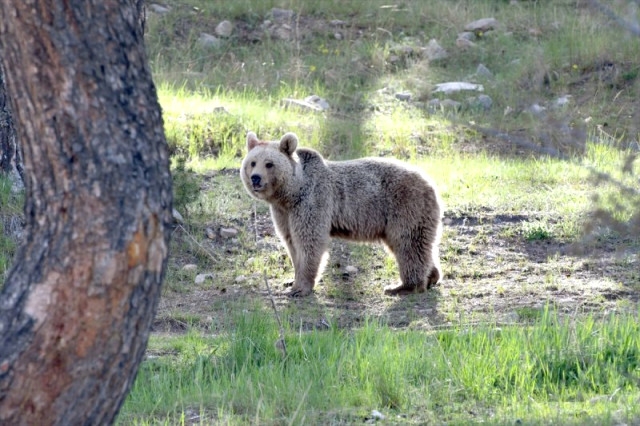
[395,92,411,102]
[433,82,484,94]
[304,95,330,110]
[182,264,198,271]
[553,95,571,109]
[464,17,499,33]
[528,103,547,116]
[220,227,238,238]
[456,37,476,49]
[149,4,170,14]
[172,208,184,224]
[334,32,343,40]
[235,275,247,283]
[205,227,216,239]
[330,19,347,27]
[421,39,448,61]
[215,20,233,38]
[281,97,328,112]
[269,7,295,22]
[476,63,494,79]
[271,25,292,41]
[195,273,214,285]
[197,33,221,48]
[457,31,476,41]
[441,99,462,111]
[371,410,386,420]
[427,98,441,112]
[345,265,358,274]
[476,94,493,110]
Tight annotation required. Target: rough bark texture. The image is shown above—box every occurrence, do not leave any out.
[0,0,172,424]
[0,63,23,191]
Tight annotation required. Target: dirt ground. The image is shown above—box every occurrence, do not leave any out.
[153,172,640,335]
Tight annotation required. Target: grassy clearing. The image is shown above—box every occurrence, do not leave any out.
[119,307,640,425]
[113,0,640,423]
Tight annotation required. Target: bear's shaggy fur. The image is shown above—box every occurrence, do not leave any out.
[240,131,443,297]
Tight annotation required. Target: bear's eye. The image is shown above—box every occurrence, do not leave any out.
[265,163,274,169]
[250,161,256,167]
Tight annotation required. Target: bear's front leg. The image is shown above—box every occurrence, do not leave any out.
[287,215,330,297]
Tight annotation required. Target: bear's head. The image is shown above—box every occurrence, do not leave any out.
[240,131,300,203]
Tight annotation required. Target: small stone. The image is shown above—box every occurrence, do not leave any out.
[235,275,247,283]
[457,31,476,41]
[149,4,170,14]
[371,410,386,420]
[433,82,484,94]
[476,63,494,79]
[420,39,448,61]
[345,265,358,274]
[182,264,198,271]
[464,17,499,33]
[395,92,411,102]
[441,99,462,111]
[220,227,238,238]
[456,37,476,49]
[334,32,343,40]
[172,208,184,224]
[195,273,214,285]
[427,98,441,111]
[269,7,294,22]
[330,19,347,27]
[197,33,221,48]
[205,227,216,239]
[304,95,330,111]
[215,20,233,38]
[476,94,493,110]
[553,95,571,108]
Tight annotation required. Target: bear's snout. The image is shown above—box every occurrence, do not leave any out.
[251,174,262,188]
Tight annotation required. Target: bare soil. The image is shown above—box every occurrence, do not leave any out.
[154,172,639,335]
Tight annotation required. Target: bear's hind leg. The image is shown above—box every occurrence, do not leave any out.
[383,230,433,296]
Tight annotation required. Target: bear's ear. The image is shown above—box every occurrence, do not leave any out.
[246,132,260,151]
[279,132,298,156]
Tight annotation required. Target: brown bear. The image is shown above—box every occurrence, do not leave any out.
[240,131,443,297]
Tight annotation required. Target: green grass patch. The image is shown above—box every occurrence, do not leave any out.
[119,308,640,425]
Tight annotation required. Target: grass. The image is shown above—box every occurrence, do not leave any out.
[0,0,638,423]
[119,307,640,425]
[117,1,640,422]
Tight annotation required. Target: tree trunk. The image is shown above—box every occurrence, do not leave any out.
[0,0,172,425]
[0,63,23,191]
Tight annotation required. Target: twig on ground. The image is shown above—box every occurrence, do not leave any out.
[175,224,220,262]
[264,270,287,359]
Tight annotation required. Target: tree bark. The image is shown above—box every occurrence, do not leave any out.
[0,0,172,425]
[0,62,23,191]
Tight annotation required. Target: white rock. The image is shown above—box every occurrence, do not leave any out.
[235,275,247,283]
[215,20,233,38]
[371,410,386,420]
[195,273,214,285]
[197,33,221,48]
[172,208,184,224]
[304,95,331,111]
[220,227,238,238]
[433,82,484,94]
[464,17,499,33]
[345,265,358,274]
[182,264,198,271]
